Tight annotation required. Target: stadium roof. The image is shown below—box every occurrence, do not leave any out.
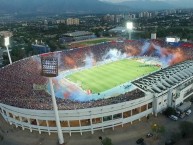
[133,60,193,94]
[109,27,126,33]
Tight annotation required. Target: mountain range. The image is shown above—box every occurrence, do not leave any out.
[0,0,129,15]
[105,0,193,10]
[116,0,174,11]
[0,0,192,15]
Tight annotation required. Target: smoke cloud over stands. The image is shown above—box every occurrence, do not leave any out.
[40,40,191,101]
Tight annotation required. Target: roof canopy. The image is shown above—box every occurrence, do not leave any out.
[133,60,193,94]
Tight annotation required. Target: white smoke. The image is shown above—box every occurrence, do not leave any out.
[84,53,94,68]
[102,49,127,61]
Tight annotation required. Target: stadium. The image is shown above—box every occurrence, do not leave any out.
[1,39,193,135]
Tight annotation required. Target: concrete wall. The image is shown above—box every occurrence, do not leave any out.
[0,95,153,135]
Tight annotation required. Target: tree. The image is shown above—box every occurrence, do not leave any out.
[151,123,165,139]
[46,40,58,52]
[101,137,113,145]
[2,54,10,66]
[11,47,26,62]
[0,133,3,141]
[163,107,176,117]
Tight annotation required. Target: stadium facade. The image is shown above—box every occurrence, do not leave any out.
[0,40,193,135]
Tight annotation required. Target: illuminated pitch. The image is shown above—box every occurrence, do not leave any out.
[69,38,115,48]
[67,59,160,93]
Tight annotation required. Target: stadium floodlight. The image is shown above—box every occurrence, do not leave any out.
[126,22,133,30]
[4,37,12,64]
[4,37,9,46]
[41,57,64,144]
[41,57,58,77]
[126,22,133,40]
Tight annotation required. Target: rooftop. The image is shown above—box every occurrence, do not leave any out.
[133,60,193,94]
[109,27,126,33]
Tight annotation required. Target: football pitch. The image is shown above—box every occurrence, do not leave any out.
[67,59,160,93]
[77,38,111,45]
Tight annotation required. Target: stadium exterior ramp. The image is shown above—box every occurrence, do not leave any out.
[133,60,193,116]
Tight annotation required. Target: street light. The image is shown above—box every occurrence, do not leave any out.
[4,37,12,64]
[153,123,158,139]
[41,57,64,144]
[126,22,133,40]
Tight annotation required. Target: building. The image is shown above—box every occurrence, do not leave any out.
[0,59,193,135]
[133,60,193,116]
[59,31,96,43]
[32,44,50,54]
[44,20,48,25]
[1,42,193,136]
[73,18,80,25]
[131,14,136,19]
[56,20,65,24]
[108,27,127,36]
[115,15,123,23]
[139,11,152,18]
[21,23,28,27]
[66,18,80,25]
[166,36,180,43]
[103,14,115,22]
[108,26,137,37]
[66,18,73,25]
[151,33,157,39]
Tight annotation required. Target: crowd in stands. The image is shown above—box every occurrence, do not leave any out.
[0,55,144,110]
[57,89,144,110]
[0,39,193,110]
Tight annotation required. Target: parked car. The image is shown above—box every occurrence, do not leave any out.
[169,115,178,121]
[186,109,191,116]
[136,138,144,144]
[146,133,153,138]
[176,110,180,115]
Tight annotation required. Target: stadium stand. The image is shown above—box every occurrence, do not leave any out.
[0,40,193,110]
[1,39,193,135]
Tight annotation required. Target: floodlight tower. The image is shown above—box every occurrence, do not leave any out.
[41,57,64,144]
[4,37,12,64]
[126,22,133,40]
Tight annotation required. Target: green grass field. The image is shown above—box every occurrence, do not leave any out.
[67,59,159,93]
[77,38,112,45]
